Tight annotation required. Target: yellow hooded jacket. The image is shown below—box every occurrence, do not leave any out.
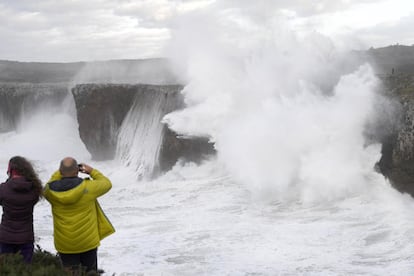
[44,169,115,254]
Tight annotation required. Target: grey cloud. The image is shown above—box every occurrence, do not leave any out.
[0,0,170,62]
[356,13,414,47]
[0,4,49,32]
[0,0,409,62]
[211,0,381,17]
[113,0,211,27]
[0,25,168,62]
[3,0,112,14]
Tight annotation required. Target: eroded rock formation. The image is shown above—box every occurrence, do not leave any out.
[377,74,414,195]
[0,82,68,132]
[71,83,215,176]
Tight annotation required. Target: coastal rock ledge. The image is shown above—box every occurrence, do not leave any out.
[71,83,215,176]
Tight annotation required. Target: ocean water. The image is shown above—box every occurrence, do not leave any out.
[1,113,414,275]
[95,162,414,276]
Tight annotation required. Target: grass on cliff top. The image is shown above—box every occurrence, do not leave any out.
[0,245,101,276]
[399,86,414,96]
[382,73,414,97]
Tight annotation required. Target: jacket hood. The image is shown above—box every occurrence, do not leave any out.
[8,177,33,192]
[47,177,85,204]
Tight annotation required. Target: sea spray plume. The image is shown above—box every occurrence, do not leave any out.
[163,4,385,203]
[0,83,90,161]
[163,6,359,137]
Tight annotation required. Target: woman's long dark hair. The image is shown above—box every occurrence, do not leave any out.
[8,156,43,199]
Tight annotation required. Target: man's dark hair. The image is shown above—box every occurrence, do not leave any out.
[59,158,78,177]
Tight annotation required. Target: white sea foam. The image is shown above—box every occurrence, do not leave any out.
[163,4,389,204]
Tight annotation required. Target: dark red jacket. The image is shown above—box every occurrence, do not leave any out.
[0,177,39,244]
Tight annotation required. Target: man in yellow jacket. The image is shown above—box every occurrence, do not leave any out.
[44,157,115,273]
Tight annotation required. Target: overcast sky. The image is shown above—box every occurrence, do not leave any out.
[1,0,413,62]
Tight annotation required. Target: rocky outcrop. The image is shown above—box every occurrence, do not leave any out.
[159,129,215,172]
[354,45,414,75]
[348,45,414,196]
[0,81,216,177]
[377,74,414,195]
[0,82,69,132]
[71,84,216,176]
[72,84,139,160]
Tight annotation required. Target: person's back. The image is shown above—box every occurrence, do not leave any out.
[0,156,42,263]
[44,157,114,273]
[0,177,39,241]
[45,169,111,253]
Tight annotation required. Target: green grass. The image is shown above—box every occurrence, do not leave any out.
[0,245,101,276]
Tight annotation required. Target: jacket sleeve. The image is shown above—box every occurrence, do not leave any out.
[85,169,112,198]
[43,171,62,200]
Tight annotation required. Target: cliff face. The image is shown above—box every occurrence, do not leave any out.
[354,45,414,75]
[0,81,215,178]
[378,74,414,195]
[159,129,216,172]
[71,84,215,176]
[72,84,138,160]
[0,82,69,132]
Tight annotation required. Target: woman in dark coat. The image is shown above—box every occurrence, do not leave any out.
[0,156,42,263]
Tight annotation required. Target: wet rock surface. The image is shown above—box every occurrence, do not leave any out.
[72,83,215,174]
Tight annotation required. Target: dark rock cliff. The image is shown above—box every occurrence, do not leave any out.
[159,130,215,172]
[347,45,414,196]
[72,84,138,160]
[377,74,414,195]
[0,82,68,132]
[71,84,215,174]
[0,81,215,177]
[354,45,414,75]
